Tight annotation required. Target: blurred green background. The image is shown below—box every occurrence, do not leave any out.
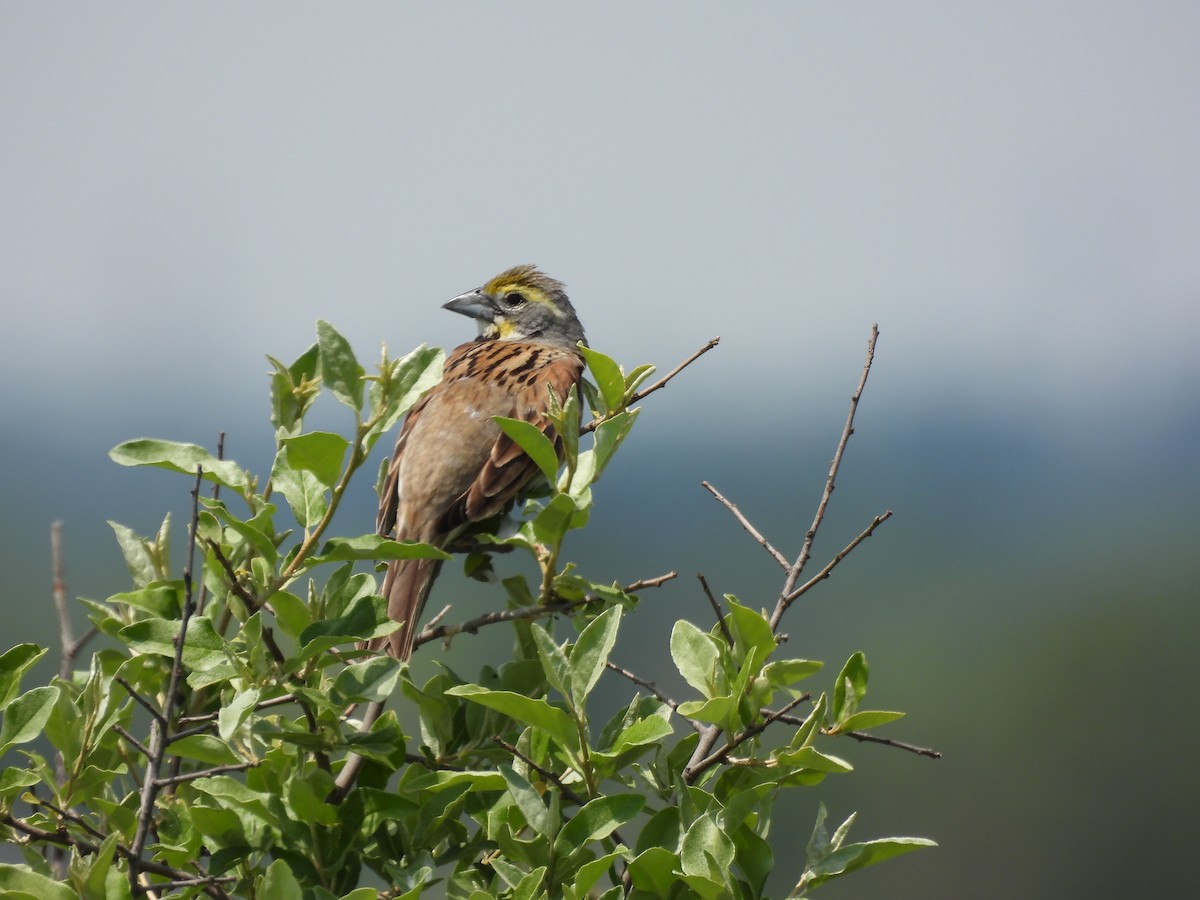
[3,3,1198,896]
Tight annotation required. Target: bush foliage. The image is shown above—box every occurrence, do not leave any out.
[0,324,934,898]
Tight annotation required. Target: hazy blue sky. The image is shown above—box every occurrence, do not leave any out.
[4,2,1197,429]
[2,4,1198,897]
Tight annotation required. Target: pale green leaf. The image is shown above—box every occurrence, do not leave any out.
[109,439,250,492]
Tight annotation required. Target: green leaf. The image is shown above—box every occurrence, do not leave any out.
[0,865,76,900]
[219,687,261,742]
[333,656,403,704]
[832,651,869,724]
[109,439,250,492]
[529,493,584,546]
[500,766,552,838]
[607,711,674,755]
[732,825,773,896]
[317,319,365,410]
[800,836,937,890]
[725,597,775,665]
[0,644,47,711]
[119,617,228,672]
[591,410,638,477]
[569,605,621,703]
[267,343,320,435]
[108,521,159,588]
[775,745,853,774]
[308,535,449,565]
[169,733,242,765]
[627,847,681,896]
[555,793,644,853]
[572,849,632,896]
[0,685,60,757]
[270,452,327,528]
[444,685,578,752]
[671,620,721,699]
[834,710,906,733]
[494,416,561,485]
[579,345,625,413]
[680,813,735,884]
[530,624,572,703]
[372,344,445,433]
[298,595,397,655]
[260,858,304,900]
[760,658,823,689]
[282,431,350,489]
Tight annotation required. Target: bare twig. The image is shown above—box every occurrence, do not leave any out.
[204,538,259,611]
[129,466,205,889]
[413,596,599,649]
[581,337,719,433]
[687,326,881,779]
[154,763,256,787]
[770,324,879,630]
[624,571,678,592]
[114,725,151,758]
[628,336,720,405]
[781,510,893,606]
[700,483,789,570]
[116,677,166,724]
[605,662,678,713]
[842,730,942,759]
[326,699,386,804]
[698,574,735,647]
[1,815,234,898]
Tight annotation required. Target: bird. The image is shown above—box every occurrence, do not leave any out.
[369,265,587,660]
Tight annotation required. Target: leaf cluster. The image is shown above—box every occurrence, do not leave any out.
[0,324,934,899]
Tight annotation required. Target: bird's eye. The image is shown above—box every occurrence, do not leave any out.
[501,291,525,308]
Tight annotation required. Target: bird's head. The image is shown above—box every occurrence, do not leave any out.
[443,264,586,348]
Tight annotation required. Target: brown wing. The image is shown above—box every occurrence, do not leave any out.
[442,341,583,533]
[372,339,582,659]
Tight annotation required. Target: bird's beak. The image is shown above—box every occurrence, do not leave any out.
[442,290,495,322]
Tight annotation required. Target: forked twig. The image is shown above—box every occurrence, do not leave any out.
[581,337,719,433]
[770,324,879,629]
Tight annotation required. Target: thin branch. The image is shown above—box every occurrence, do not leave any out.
[114,725,151,758]
[1,815,234,898]
[154,762,256,787]
[130,466,204,885]
[628,336,720,405]
[115,677,166,725]
[700,482,789,570]
[413,597,598,649]
[204,538,259,611]
[581,337,720,433]
[770,324,879,630]
[781,510,893,606]
[494,737,588,808]
[176,692,299,727]
[684,694,811,783]
[326,699,386,804]
[624,571,678,592]
[698,574,735,647]
[605,662,676,713]
[841,730,942,759]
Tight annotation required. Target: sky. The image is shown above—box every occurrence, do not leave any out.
[2,3,1198,897]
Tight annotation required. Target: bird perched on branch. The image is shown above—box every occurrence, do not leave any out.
[369,265,587,660]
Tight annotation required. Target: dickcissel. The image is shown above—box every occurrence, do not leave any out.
[370,265,587,659]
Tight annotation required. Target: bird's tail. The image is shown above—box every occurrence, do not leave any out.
[364,557,443,660]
